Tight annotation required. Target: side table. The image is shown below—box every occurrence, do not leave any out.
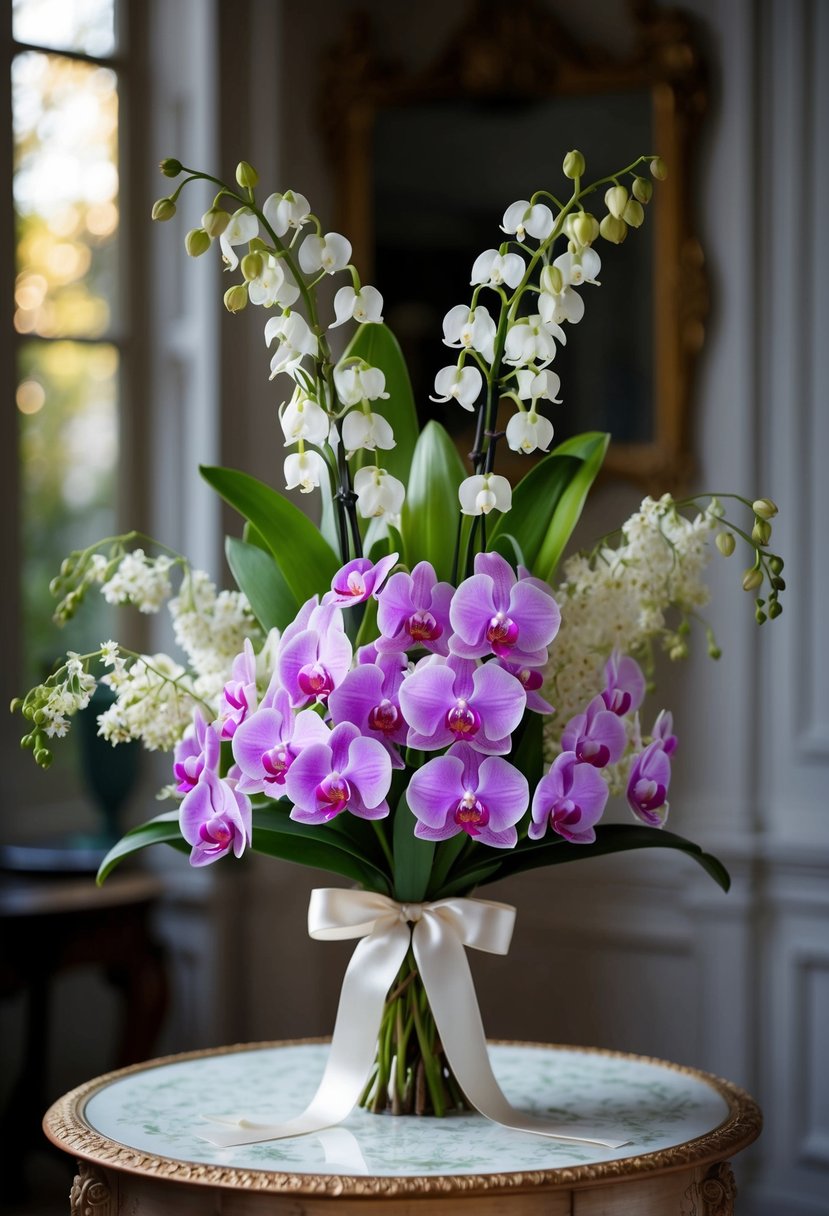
[44,1039,761,1213]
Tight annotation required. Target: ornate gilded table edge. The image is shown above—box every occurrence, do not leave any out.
[42,1038,763,1199]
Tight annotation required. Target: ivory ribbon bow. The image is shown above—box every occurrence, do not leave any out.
[200,889,630,1149]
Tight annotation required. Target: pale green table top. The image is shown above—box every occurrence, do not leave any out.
[59,1041,750,1181]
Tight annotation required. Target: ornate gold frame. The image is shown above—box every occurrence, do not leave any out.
[44,1039,762,1199]
[319,0,708,491]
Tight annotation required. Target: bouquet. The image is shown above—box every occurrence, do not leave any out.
[12,148,784,1127]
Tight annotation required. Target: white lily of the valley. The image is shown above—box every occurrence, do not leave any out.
[284,449,325,494]
[353,466,405,519]
[470,249,525,290]
[330,285,384,329]
[264,312,318,378]
[219,208,259,271]
[333,364,389,407]
[554,247,601,287]
[299,232,352,276]
[263,190,311,237]
[504,314,565,368]
[430,364,483,411]
[505,409,555,454]
[248,256,300,308]
[442,304,496,363]
[500,199,555,242]
[280,390,330,447]
[459,473,512,516]
[342,409,396,454]
[515,368,562,403]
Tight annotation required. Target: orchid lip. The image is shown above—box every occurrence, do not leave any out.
[407,610,442,642]
[262,746,290,784]
[453,793,489,833]
[486,614,519,652]
[298,662,335,700]
[315,773,352,816]
[368,699,400,735]
[577,740,610,767]
[445,700,481,738]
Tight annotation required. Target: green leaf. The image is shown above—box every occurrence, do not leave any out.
[226,536,298,632]
[201,465,339,604]
[510,711,545,793]
[489,431,609,581]
[465,825,730,892]
[400,421,467,580]
[341,323,419,485]
[392,791,434,902]
[97,812,187,884]
[426,833,468,898]
[490,531,527,569]
[251,803,391,891]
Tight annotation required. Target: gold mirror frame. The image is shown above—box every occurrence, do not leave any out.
[320,0,708,491]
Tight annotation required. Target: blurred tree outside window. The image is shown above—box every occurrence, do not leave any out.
[10,0,121,688]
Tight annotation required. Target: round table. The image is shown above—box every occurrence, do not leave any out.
[44,1040,761,1214]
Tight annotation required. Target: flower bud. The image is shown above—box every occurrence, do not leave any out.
[236,160,259,189]
[159,157,182,178]
[770,555,784,574]
[771,575,786,591]
[650,156,668,180]
[572,211,599,246]
[752,519,772,545]
[742,567,763,592]
[563,149,585,179]
[752,497,778,519]
[755,608,767,624]
[151,197,176,222]
[708,644,722,660]
[202,207,230,238]
[185,227,211,257]
[539,264,564,295]
[600,214,627,244]
[223,284,248,313]
[623,199,645,228]
[768,600,782,619]
[604,185,629,218]
[632,176,653,204]
[240,251,264,281]
[716,531,736,556]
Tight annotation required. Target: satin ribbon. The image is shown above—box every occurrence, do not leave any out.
[200,889,630,1149]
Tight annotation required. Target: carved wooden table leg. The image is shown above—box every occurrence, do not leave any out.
[698,1160,738,1215]
[70,1161,115,1216]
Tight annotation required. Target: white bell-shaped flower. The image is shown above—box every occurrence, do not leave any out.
[504,315,565,368]
[299,232,352,276]
[284,449,325,494]
[442,305,496,363]
[430,365,482,411]
[263,190,311,238]
[330,285,384,329]
[470,249,525,290]
[505,409,555,454]
[538,264,584,326]
[333,364,389,407]
[265,312,318,378]
[515,368,562,403]
[248,255,300,308]
[280,390,330,447]
[219,208,259,271]
[353,466,405,519]
[459,473,512,516]
[342,409,396,453]
[554,248,601,286]
[500,200,554,242]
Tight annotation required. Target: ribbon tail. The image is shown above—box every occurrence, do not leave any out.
[199,921,411,1147]
[413,919,632,1150]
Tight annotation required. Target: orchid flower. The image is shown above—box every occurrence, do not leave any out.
[179,768,252,865]
[458,473,512,516]
[505,409,554,454]
[247,256,300,308]
[529,752,609,844]
[284,449,326,494]
[277,601,352,707]
[500,199,554,242]
[342,410,396,454]
[298,231,352,275]
[280,389,330,447]
[376,561,453,656]
[407,741,529,848]
[330,285,384,328]
[265,312,318,378]
[450,552,561,666]
[218,639,258,739]
[495,660,554,714]
[470,249,525,290]
[232,690,331,796]
[263,190,311,237]
[219,207,258,271]
[430,365,482,411]
[560,694,626,767]
[333,364,389,406]
[504,314,565,368]
[652,709,678,755]
[173,709,217,794]
[286,721,392,823]
[442,304,496,362]
[626,739,671,826]
[353,466,405,519]
[324,554,398,607]
[399,654,526,755]
[328,653,409,768]
[602,650,646,716]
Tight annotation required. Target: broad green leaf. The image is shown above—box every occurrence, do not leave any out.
[243,521,269,552]
[426,833,468,899]
[460,825,730,893]
[490,531,527,569]
[201,465,340,605]
[226,536,298,632]
[509,712,545,794]
[400,421,467,580]
[317,466,342,555]
[252,804,391,891]
[97,811,187,884]
[341,323,419,485]
[438,860,502,898]
[392,791,434,902]
[489,431,609,581]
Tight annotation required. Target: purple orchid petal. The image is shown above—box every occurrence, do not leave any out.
[449,575,496,656]
[561,694,626,768]
[407,753,465,828]
[474,552,516,611]
[341,734,393,808]
[473,753,530,827]
[285,741,335,813]
[326,553,399,606]
[474,824,519,849]
[626,740,671,826]
[180,769,251,865]
[414,817,462,842]
[652,709,678,756]
[505,580,561,654]
[328,721,360,773]
[497,661,554,714]
[602,650,646,716]
[398,661,456,738]
[470,661,527,741]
